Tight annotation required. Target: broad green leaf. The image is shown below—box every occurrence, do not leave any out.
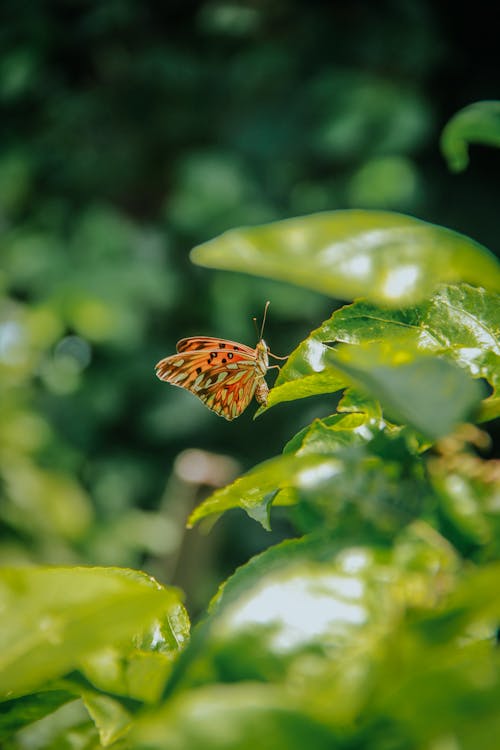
[0,690,75,740]
[0,567,186,701]
[336,386,383,419]
[258,370,345,414]
[132,683,336,750]
[81,649,173,706]
[327,342,484,440]
[188,453,342,530]
[266,284,500,421]
[140,557,500,750]
[191,211,500,306]
[189,425,427,531]
[167,533,461,725]
[80,603,190,703]
[441,100,500,172]
[282,412,373,455]
[5,698,97,750]
[257,337,345,414]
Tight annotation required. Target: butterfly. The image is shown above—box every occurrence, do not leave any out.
[155,302,286,420]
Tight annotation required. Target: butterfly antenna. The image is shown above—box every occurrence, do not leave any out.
[252,315,259,337]
[259,300,270,339]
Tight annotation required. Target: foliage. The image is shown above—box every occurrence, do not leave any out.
[192,210,500,305]
[3,98,500,743]
[1,3,500,748]
[440,101,500,172]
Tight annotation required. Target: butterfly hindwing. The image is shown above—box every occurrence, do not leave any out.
[196,363,262,420]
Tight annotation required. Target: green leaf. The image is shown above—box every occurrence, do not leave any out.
[0,690,75,740]
[441,100,500,172]
[168,532,461,722]
[327,341,484,440]
[257,370,345,415]
[156,548,500,750]
[81,691,131,747]
[0,567,186,701]
[132,683,336,750]
[282,413,371,455]
[188,453,342,530]
[191,211,500,306]
[80,603,190,703]
[81,648,173,706]
[267,284,499,422]
[433,471,493,547]
[189,424,427,532]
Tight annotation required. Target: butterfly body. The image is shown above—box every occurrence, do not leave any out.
[155,336,270,420]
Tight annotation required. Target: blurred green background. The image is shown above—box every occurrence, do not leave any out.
[1,0,498,614]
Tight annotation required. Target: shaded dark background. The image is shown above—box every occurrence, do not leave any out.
[1,0,498,614]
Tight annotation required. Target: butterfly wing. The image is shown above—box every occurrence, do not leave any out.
[176,337,255,356]
[155,341,260,420]
[195,362,261,420]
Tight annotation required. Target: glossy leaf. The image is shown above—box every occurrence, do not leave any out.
[191,211,500,306]
[187,453,343,530]
[168,533,461,719]
[164,537,500,749]
[441,100,500,172]
[327,342,484,440]
[282,412,373,456]
[265,284,500,422]
[189,423,427,531]
[0,690,75,740]
[81,691,131,747]
[80,603,190,703]
[0,567,186,701]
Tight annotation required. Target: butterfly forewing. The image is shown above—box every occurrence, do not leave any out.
[176,337,255,356]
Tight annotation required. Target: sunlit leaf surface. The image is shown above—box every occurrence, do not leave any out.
[189,423,427,531]
[158,536,500,750]
[0,567,186,700]
[188,453,342,530]
[191,211,500,305]
[326,342,484,440]
[265,284,499,422]
[81,691,131,747]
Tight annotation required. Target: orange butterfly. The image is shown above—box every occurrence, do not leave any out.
[155,302,286,420]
